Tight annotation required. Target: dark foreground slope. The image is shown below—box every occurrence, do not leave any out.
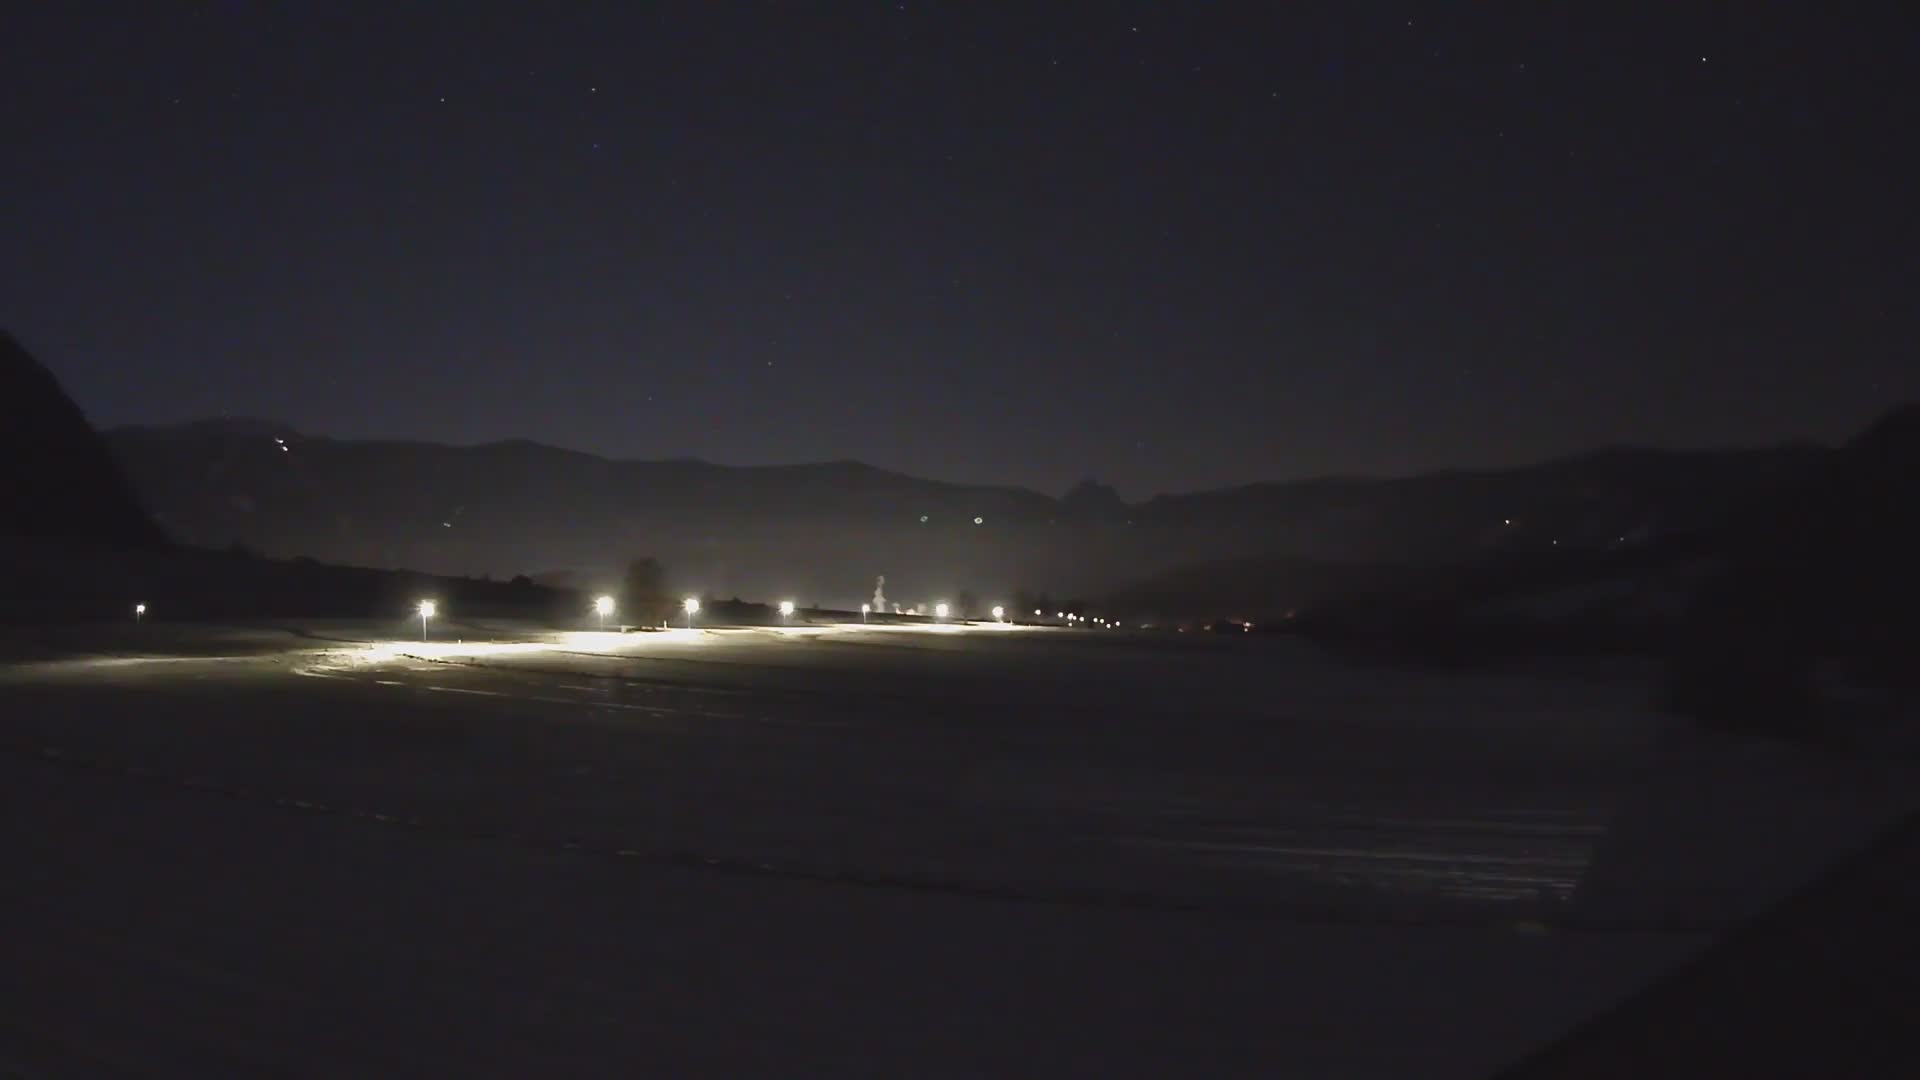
[0,335,572,623]
[1665,403,1920,732]
[0,331,164,550]
[1500,808,1920,1079]
[1738,402,1920,678]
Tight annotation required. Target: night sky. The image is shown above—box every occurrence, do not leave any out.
[6,3,1916,497]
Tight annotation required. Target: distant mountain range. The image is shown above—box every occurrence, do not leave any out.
[10,322,1913,734]
[102,416,1835,611]
[1115,404,1920,657]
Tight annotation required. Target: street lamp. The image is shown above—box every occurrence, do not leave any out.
[934,602,950,620]
[417,599,436,641]
[991,605,1005,621]
[860,602,870,623]
[779,600,795,623]
[682,596,700,629]
[134,602,146,623]
[594,594,615,630]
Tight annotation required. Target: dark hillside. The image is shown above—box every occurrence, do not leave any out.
[0,331,165,549]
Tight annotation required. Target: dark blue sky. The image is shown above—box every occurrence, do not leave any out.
[6,2,1916,496]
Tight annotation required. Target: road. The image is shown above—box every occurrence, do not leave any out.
[3,621,1912,1076]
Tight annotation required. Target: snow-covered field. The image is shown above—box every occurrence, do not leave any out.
[3,620,1913,1076]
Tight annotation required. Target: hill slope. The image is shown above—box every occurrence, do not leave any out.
[1,331,165,549]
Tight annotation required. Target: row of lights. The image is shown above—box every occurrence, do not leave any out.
[410,594,1023,639]
[1027,608,1115,628]
[134,597,1081,635]
[418,594,800,635]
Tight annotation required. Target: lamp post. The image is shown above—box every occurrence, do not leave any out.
[683,596,700,630]
[594,595,614,631]
[418,599,436,641]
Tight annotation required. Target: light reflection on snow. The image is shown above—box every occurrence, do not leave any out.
[357,640,555,662]
[347,620,1037,664]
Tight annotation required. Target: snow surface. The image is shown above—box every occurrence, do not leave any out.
[3,621,1913,1076]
